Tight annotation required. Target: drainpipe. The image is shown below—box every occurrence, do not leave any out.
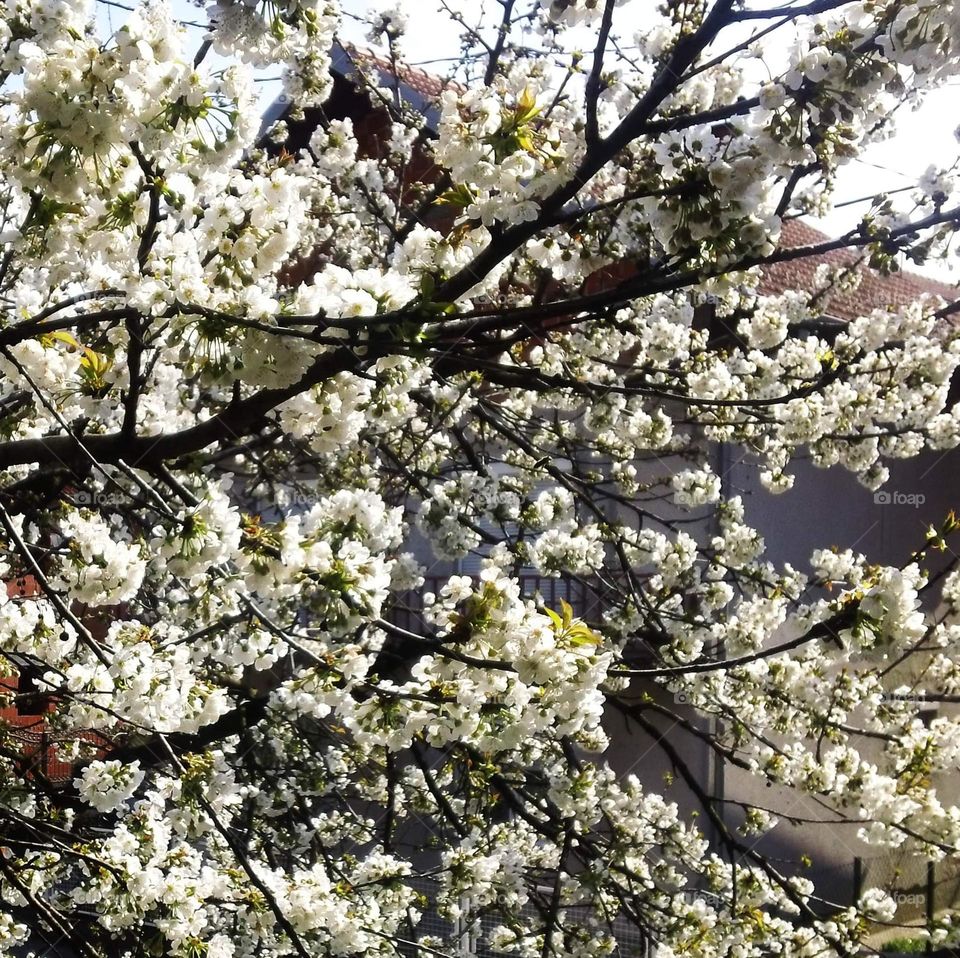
[709,439,727,853]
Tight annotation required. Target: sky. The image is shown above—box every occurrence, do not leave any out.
[96,0,960,280]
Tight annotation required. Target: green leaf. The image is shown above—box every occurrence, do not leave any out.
[39,330,81,350]
[516,88,540,123]
[545,607,564,629]
[544,600,601,647]
[567,623,601,647]
[434,184,475,209]
[419,272,436,299]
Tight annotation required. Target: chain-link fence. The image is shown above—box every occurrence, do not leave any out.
[855,853,960,947]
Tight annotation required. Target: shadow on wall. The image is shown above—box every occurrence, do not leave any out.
[726,446,960,581]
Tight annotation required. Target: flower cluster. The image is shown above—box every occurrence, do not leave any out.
[76,759,146,812]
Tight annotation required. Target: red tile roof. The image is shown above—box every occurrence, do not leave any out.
[340,43,458,100]
[761,219,957,320]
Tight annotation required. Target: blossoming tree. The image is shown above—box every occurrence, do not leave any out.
[0,0,960,955]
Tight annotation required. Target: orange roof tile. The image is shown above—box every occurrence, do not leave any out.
[761,219,957,320]
[340,43,459,100]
